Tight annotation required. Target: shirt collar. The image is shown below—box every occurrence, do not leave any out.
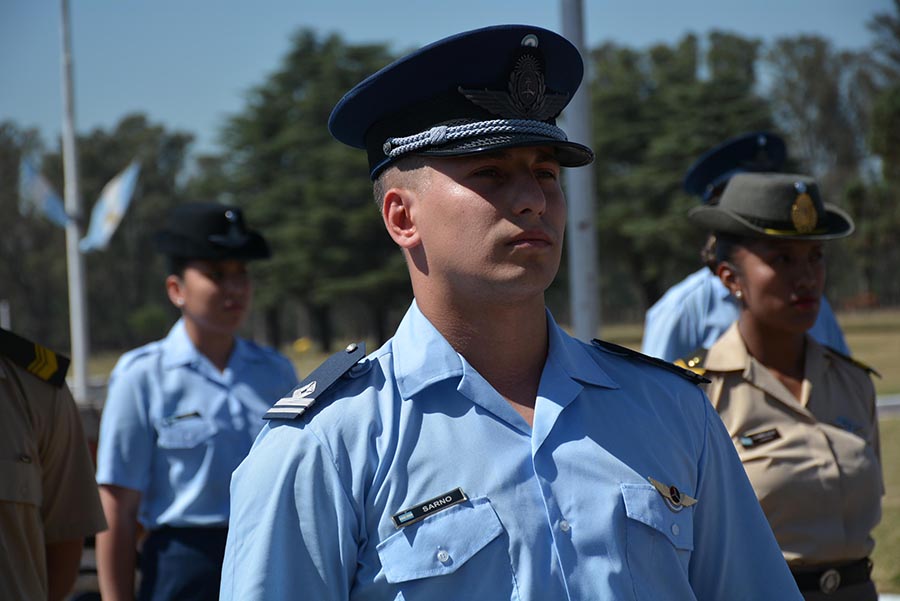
[159,318,256,371]
[703,322,748,372]
[160,318,201,370]
[544,310,618,390]
[705,321,821,411]
[391,301,616,399]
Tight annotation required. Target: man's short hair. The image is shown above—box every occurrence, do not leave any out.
[372,155,429,209]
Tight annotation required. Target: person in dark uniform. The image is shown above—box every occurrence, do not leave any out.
[642,132,849,362]
[220,25,801,601]
[0,328,107,601]
[95,203,298,601]
[683,173,882,600]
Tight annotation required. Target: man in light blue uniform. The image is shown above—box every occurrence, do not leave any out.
[221,25,802,600]
[642,133,849,362]
[96,203,298,601]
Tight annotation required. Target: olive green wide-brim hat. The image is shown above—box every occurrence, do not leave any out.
[688,172,854,240]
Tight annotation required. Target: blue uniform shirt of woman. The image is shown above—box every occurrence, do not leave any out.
[96,318,297,528]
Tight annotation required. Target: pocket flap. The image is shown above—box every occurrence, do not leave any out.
[156,417,217,449]
[376,497,503,583]
[621,483,694,551]
[0,459,42,506]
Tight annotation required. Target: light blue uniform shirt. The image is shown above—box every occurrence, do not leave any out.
[642,268,849,362]
[221,301,801,601]
[96,319,298,528]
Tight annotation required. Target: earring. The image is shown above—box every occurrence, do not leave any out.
[734,290,743,299]
[176,298,185,307]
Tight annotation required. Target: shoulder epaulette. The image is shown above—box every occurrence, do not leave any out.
[591,338,710,385]
[264,342,367,420]
[674,347,709,377]
[0,328,70,387]
[824,345,881,379]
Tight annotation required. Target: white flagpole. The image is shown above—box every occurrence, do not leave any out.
[561,0,600,340]
[60,0,91,404]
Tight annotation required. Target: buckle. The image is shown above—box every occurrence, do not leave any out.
[819,568,841,594]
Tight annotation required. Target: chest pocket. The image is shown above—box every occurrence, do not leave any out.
[621,483,694,597]
[376,497,509,587]
[156,415,218,449]
[0,459,42,507]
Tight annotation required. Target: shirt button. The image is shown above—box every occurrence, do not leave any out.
[18,454,32,464]
[436,549,450,563]
[560,519,571,532]
[671,523,680,536]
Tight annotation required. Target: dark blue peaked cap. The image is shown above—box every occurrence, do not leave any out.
[683,132,787,203]
[329,24,594,179]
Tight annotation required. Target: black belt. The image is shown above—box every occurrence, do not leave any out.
[791,558,872,594]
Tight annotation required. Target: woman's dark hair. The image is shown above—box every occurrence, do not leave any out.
[166,255,189,278]
[713,233,750,268]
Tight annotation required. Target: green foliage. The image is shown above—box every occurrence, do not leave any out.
[589,33,775,316]
[0,122,70,348]
[196,29,409,350]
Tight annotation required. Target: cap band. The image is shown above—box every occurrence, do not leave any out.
[383,118,568,160]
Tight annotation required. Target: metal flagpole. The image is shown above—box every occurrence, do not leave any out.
[561,0,600,340]
[60,0,91,404]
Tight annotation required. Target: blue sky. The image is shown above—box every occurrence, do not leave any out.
[0,0,892,156]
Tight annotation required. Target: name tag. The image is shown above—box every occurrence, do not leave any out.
[391,487,468,528]
[739,428,780,448]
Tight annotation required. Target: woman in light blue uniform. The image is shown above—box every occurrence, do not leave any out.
[95,203,298,601]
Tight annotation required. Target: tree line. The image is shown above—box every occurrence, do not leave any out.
[2,2,898,353]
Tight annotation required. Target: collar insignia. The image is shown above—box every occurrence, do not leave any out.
[791,181,817,233]
[648,476,698,512]
[458,35,569,121]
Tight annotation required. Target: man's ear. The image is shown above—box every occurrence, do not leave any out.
[382,188,421,249]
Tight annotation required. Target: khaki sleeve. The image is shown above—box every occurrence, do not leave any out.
[39,385,108,542]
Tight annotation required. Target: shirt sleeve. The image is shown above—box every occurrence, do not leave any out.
[810,297,849,354]
[688,390,802,601]
[95,358,155,493]
[642,297,701,362]
[40,384,108,542]
[220,422,359,601]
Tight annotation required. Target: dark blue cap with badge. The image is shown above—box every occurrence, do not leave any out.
[683,132,787,203]
[155,202,271,261]
[329,24,594,179]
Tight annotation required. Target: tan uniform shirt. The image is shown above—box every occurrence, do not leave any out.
[699,323,882,567]
[0,357,107,601]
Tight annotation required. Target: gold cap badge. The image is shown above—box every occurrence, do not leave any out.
[791,182,817,234]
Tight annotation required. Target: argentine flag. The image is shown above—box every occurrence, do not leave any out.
[79,161,141,253]
[18,159,70,228]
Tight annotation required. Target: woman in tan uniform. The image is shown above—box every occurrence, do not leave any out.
[682,172,882,600]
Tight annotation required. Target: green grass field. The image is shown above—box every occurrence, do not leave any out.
[873,417,900,593]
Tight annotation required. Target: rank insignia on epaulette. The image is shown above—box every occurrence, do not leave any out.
[0,328,70,387]
[264,342,366,420]
[648,476,698,512]
[674,347,708,376]
[591,339,710,385]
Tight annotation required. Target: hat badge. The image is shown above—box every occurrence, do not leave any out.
[791,181,817,234]
[458,34,569,121]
